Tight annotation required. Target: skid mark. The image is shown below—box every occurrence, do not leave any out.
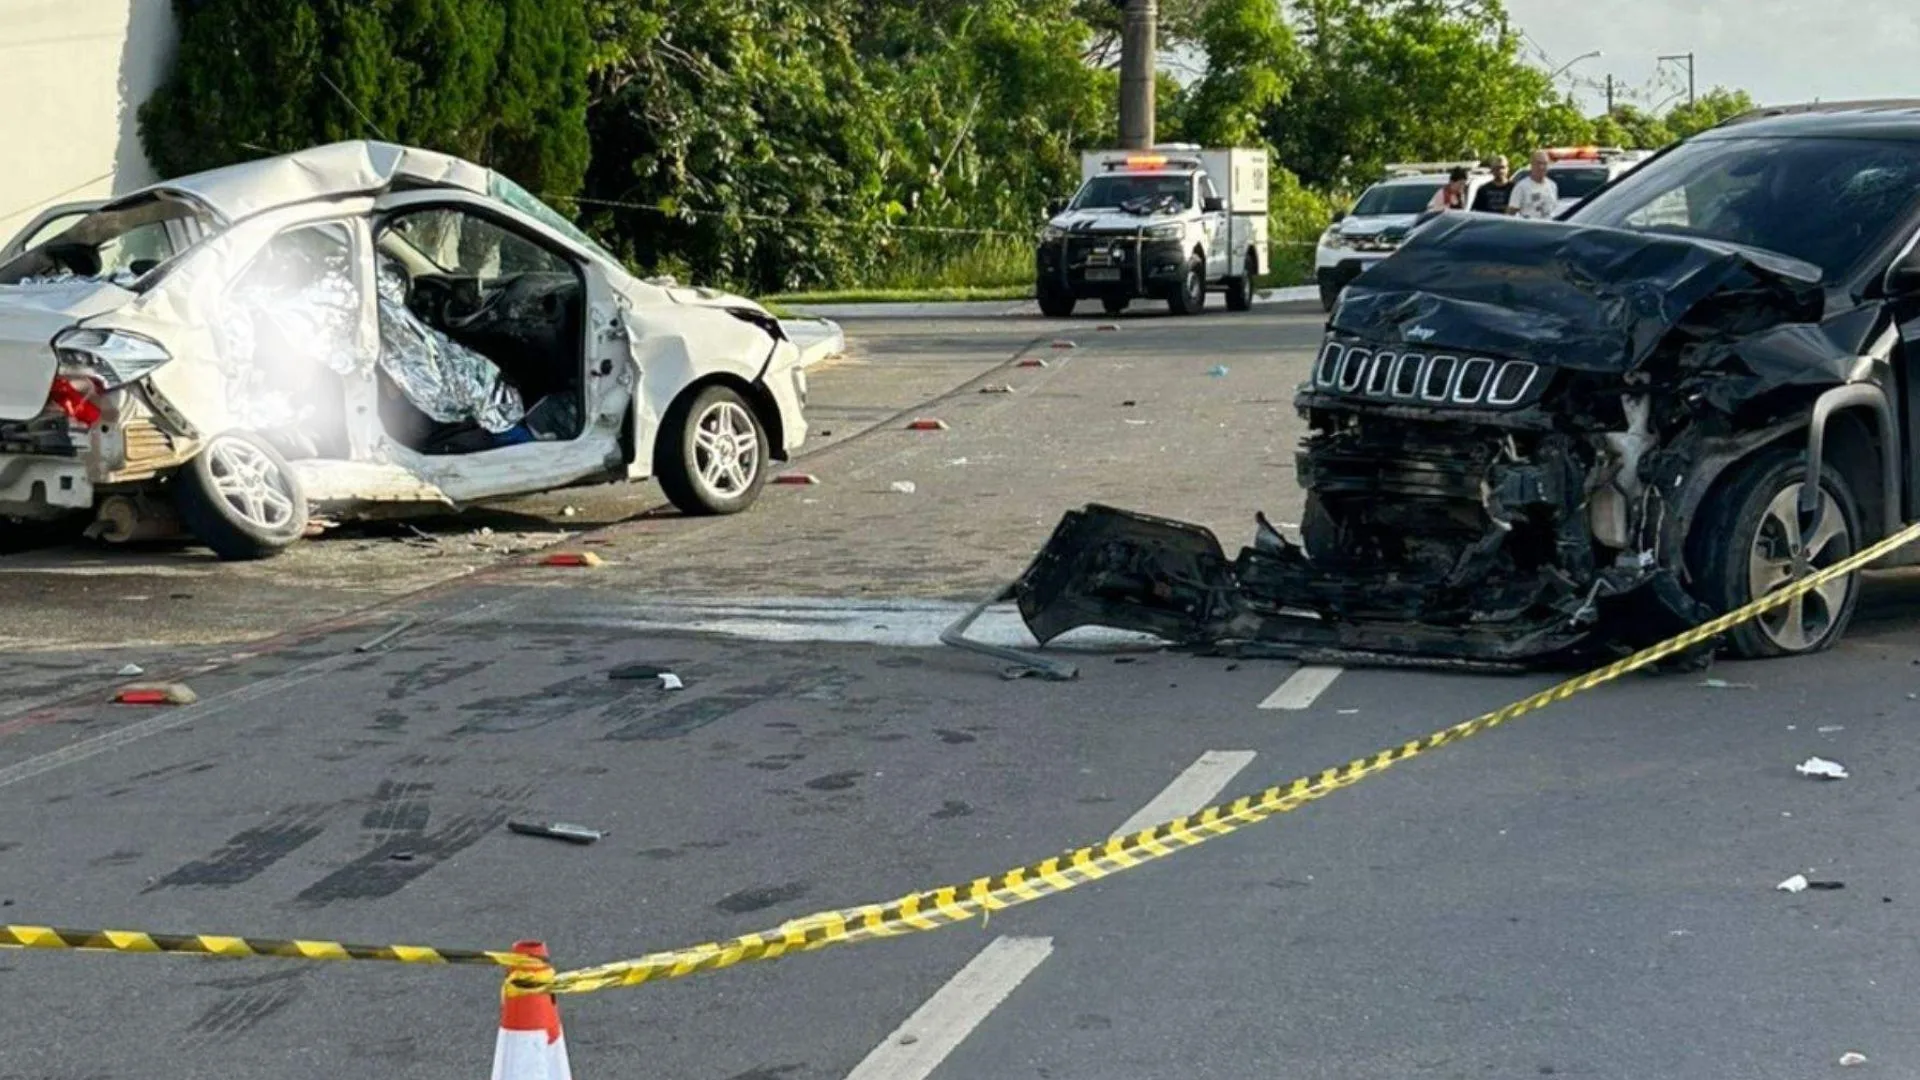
[384,658,491,702]
[360,779,433,835]
[293,783,532,906]
[145,804,331,891]
[186,969,303,1041]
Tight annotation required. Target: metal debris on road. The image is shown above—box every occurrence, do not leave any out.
[355,615,417,653]
[658,673,686,691]
[890,481,917,494]
[507,821,604,845]
[1796,757,1850,780]
[115,664,144,677]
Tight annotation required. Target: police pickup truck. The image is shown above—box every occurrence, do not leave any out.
[1035,146,1270,317]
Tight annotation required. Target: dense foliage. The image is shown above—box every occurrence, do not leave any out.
[139,0,1757,293]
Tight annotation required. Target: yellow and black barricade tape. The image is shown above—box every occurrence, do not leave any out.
[517,521,1920,996]
[9,522,1917,997]
[0,924,537,970]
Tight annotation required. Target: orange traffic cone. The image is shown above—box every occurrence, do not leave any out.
[491,942,572,1080]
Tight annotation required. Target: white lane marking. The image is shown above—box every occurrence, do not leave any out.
[1258,665,1343,710]
[1111,749,1258,837]
[842,936,1055,1080]
[0,594,529,790]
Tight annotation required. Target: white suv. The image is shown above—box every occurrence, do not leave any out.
[1544,147,1655,216]
[1314,164,1490,310]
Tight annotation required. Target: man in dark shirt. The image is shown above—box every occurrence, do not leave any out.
[1471,154,1513,214]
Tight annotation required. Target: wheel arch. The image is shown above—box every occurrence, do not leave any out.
[648,373,787,477]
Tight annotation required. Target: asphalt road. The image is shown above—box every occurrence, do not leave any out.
[4,301,1920,1079]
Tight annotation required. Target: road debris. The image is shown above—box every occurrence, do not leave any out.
[773,473,823,485]
[980,383,1015,394]
[1121,400,1138,407]
[355,616,417,653]
[1840,1052,1868,1067]
[1778,874,1810,893]
[947,457,970,466]
[906,418,950,431]
[115,664,145,677]
[562,506,579,517]
[1795,757,1850,780]
[890,481,918,494]
[508,820,604,845]
[540,551,604,568]
[1207,364,1229,377]
[659,673,686,691]
[1017,357,1049,368]
[114,684,197,706]
[1818,725,1845,733]
[608,663,666,681]
[1700,677,1756,689]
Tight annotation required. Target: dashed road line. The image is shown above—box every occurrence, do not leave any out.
[842,748,1256,1078]
[842,936,1055,1080]
[1111,749,1259,837]
[1258,665,1342,711]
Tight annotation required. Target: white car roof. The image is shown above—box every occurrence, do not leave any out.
[111,141,493,224]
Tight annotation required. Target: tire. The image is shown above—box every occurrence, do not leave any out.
[1319,280,1341,312]
[1037,283,1076,318]
[1225,253,1256,312]
[174,431,308,561]
[657,384,771,516]
[1167,255,1206,315]
[1687,446,1863,658]
[1101,295,1130,315]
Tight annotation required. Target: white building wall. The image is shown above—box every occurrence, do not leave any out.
[0,0,178,242]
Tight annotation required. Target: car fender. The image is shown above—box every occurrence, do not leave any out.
[623,305,790,478]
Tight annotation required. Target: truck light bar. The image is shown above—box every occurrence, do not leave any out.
[1102,155,1202,172]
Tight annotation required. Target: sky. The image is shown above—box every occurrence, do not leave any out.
[1502,0,1920,114]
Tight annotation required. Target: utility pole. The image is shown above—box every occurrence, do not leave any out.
[1605,73,1615,115]
[1118,0,1157,149]
[1658,52,1696,107]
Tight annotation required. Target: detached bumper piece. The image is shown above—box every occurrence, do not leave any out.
[949,504,1716,674]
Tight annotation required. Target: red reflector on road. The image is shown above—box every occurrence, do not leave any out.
[773,473,821,485]
[1018,358,1049,368]
[115,684,197,705]
[906,418,949,431]
[1097,324,1119,332]
[1051,340,1076,349]
[541,552,604,568]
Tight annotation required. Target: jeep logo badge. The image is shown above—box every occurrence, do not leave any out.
[1406,325,1437,342]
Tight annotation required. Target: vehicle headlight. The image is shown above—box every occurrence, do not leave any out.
[1321,229,1351,249]
[1040,225,1067,241]
[53,328,173,389]
[1144,223,1184,240]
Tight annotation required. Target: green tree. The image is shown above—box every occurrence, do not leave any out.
[1178,0,1297,146]
[1591,104,1674,150]
[139,0,589,197]
[1663,87,1757,140]
[1268,0,1586,191]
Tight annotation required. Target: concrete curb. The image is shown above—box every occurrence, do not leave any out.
[779,317,847,369]
[785,284,1320,321]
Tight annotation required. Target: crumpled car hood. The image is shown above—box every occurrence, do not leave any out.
[1331,215,1828,376]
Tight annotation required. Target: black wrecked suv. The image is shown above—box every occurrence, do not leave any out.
[1010,101,1920,666]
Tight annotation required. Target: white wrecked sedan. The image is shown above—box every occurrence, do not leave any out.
[0,141,807,558]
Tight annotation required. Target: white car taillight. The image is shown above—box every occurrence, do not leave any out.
[52,328,173,390]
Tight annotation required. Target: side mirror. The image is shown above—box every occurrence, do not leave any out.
[1331,210,1347,223]
[1202,196,1225,214]
[1046,197,1068,216]
[1886,246,1920,296]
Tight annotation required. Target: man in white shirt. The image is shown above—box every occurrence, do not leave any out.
[1507,150,1559,220]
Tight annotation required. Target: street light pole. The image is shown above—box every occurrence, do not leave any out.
[1658,52,1696,107]
[1118,0,1158,149]
[1549,49,1602,81]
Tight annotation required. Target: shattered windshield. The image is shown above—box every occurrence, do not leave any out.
[1570,135,1920,282]
[1350,182,1442,217]
[1070,175,1194,212]
[0,194,213,288]
[486,173,622,268]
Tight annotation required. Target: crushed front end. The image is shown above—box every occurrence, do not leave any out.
[1004,215,1840,668]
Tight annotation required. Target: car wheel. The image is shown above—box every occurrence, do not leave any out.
[1224,253,1256,312]
[1688,447,1863,658]
[1319,281,1341,312]
[1167,255,1206,315]
[1101,295,1130,315]
[1038,287,1076,318]
[175,431,308,561]
[657,384,770,516]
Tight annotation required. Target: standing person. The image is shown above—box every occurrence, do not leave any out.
[1428,166,1471,212]
[1508,150,1560,220]
[1471,155,1513,214]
